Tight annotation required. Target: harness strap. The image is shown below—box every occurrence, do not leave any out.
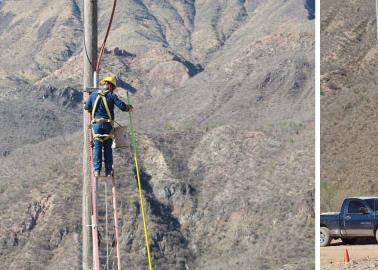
[92,93,102,119]
[93,133,114,142]
[92,90,113,122]
[91,118,113,124]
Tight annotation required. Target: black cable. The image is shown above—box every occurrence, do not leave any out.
[82,0,94,70]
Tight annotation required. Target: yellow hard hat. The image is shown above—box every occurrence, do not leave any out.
[100,76,117,87]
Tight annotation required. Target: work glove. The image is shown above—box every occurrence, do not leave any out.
[125,104,133,112]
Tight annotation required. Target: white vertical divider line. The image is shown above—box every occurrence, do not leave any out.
[376,0,378,41]
[315,0,321,269]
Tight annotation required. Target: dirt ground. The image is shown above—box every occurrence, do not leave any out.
[321,239,378,269]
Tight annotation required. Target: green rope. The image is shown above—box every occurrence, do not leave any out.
[126,91,153,270]
[126,92,138,156]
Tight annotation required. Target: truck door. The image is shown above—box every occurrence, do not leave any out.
[342,199,374,236]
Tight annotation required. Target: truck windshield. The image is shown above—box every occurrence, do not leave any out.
[365,199,378,212]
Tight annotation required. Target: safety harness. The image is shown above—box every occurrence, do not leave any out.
[92,90,114,142]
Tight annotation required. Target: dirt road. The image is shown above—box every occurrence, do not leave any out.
[321,239,378,269]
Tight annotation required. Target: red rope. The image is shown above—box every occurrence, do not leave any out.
[95,0,117,71]
[84,92,100,269]
[88,2,118,267]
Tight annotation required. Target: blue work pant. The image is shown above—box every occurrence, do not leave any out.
[92,122,113,173]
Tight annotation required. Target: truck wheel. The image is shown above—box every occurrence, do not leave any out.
[320,227,331,247]
[375,229,378,243]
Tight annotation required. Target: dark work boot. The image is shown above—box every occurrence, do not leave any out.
[105,170,113,177]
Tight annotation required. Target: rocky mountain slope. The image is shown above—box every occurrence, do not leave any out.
[0,0,314,269]
[320,0,378,211]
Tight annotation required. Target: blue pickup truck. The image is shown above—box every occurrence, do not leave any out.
[320,197,378,247]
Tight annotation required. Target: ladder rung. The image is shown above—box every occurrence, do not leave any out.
[99,255,118,258]
[98,238,114,242]
[98,220,116,223]
[98,225,121,229]
[95,176,113,180]
[97,216,114,220]
[92,222,120,227]
[97,214,113,217]
[99,219,116,223]
[98,219,118,222]
[97,222,118,227]
[102,235,113,240]
[97,218,112,222]
[96,194,112,199]
[97,215,113,219]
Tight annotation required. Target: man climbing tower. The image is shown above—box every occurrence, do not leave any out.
[84,76,133,177]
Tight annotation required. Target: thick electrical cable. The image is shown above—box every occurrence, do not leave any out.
[95,0,117,71]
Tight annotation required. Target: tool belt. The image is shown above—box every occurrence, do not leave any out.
[92,118,113,124]
[93,133,114,142]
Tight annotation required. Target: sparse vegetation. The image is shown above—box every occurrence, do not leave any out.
[0,0,314,269]
[321,0,378,212]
